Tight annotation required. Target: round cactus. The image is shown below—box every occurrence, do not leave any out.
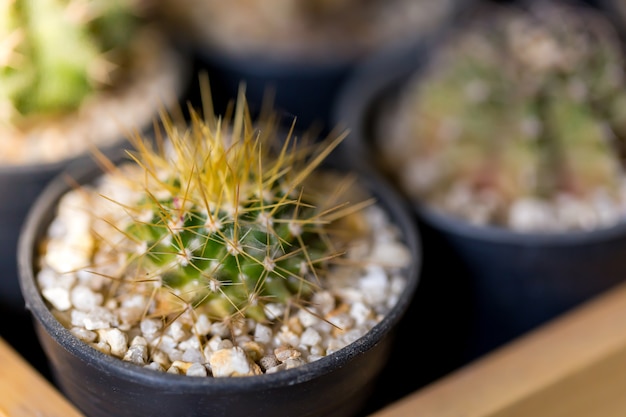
[72,82,373,325]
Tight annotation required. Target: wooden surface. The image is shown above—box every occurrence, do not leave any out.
[4,282,626,417]
[369,281,626,417]
[0,336,85,417]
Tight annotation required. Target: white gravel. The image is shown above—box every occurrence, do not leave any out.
[35,166,413,378]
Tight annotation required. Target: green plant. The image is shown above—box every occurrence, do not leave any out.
[0,0,144,125]
[379,1,626,231]
[124,101,373,324]
[44,80,376,335]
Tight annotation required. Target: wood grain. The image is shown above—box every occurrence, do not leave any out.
[0,337,85,417]
[369,281,626,417]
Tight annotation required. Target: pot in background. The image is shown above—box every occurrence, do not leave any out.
[155,0,474,134]
[333,0,626,359]
[0,1,192,313]
[0,60,190,312]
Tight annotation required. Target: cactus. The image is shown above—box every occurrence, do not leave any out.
[117,104,367,323]
[0,0,143,124]
[45,80,376,331]
[379,1,626,231]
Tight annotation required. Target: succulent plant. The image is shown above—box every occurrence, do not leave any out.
[0,0,144,125]
[117,103,373,324]
[40,79,380,334]
[33,77,419,380]
[379,1,626,231]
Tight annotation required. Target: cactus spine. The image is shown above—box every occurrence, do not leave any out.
[83,82,372,326]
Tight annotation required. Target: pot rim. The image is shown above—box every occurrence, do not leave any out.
[415,201,626,246]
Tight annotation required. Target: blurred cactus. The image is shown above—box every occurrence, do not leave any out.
[380,1,626,231]
[0,0,145,124]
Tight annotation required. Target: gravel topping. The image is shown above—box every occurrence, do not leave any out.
[36,167,413,377]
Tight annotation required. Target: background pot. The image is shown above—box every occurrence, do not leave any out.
[17,151,422,417]
[156,0,475,135]
[332,3,626,360]
[595,0,626,41]
[0,38,190,313]
[0,32,192,395]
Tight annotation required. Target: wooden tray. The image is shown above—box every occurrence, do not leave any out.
[370,281,626,417]
[0,336,84,417]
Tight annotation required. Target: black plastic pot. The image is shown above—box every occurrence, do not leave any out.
[199,51,355,135]
[17,152,422,417]
[0,164,57,311]
[332,2,626,360]
[164,0,477,136]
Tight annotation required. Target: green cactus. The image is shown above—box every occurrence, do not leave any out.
[0,0,142,123]
[380,2,626,229]
[85,82,372,325]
